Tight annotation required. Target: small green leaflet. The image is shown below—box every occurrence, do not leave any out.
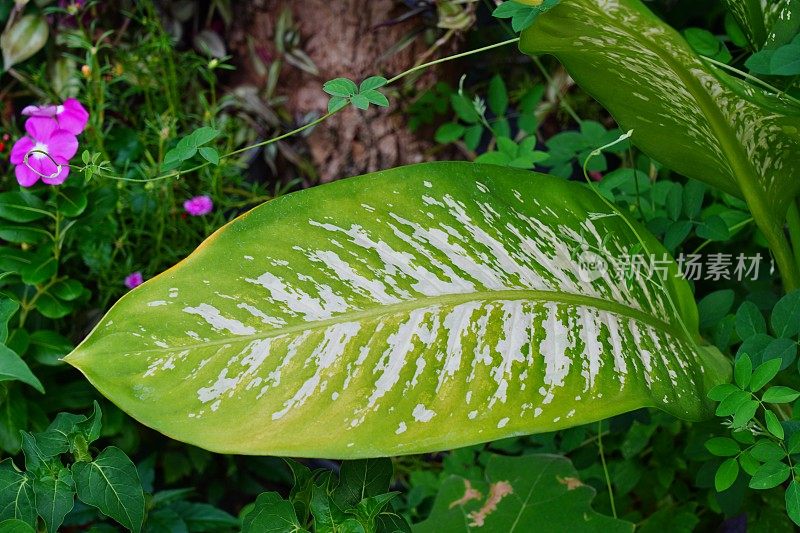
[163,127,221,171]
[323,76,389,112]
[492,0,562,33]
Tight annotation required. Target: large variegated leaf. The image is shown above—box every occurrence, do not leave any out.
[723,0,796,49]
[65,163,729,458]
[520,0,800,284]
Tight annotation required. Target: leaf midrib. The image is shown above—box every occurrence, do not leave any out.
[77,289,686,357]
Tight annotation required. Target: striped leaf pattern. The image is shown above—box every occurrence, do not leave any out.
[66,163,729,458]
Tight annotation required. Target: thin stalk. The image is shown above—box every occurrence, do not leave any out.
[597,422,617,518]
[703,57,800,108]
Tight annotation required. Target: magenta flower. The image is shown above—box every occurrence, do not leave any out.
[22,98,89,135]
[184,195,214,216]
[10,120,78,187]
[124,272,144,289]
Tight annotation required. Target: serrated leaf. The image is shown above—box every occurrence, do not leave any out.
[73,447,145,533]
[520,0,800,269]
[64,162,730,457]
[415,454,633,531]
[1,15,49,71]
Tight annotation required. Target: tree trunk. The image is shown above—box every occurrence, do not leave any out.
[230,0,459,182]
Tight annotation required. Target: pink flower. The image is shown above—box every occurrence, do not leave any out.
[10,120,78,187]
[124,272,143,289]
[184,195,214,216]
[22,98,89,135]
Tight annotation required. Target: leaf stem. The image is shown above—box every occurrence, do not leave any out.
[702,57,800,108]
[597,421,617,518]
[385,37,520,86]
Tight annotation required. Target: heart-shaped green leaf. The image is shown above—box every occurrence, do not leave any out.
[66,163,730,458]
[520,0,800,285]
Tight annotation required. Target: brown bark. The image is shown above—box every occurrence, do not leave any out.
[229,0,459,182]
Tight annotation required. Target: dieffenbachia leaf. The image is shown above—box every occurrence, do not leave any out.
[723,0,797,50]
[66,163,730,458]
[520,0,800,278]
[414,453,633,532]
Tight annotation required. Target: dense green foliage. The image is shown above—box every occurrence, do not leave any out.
[1,0,800,531]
